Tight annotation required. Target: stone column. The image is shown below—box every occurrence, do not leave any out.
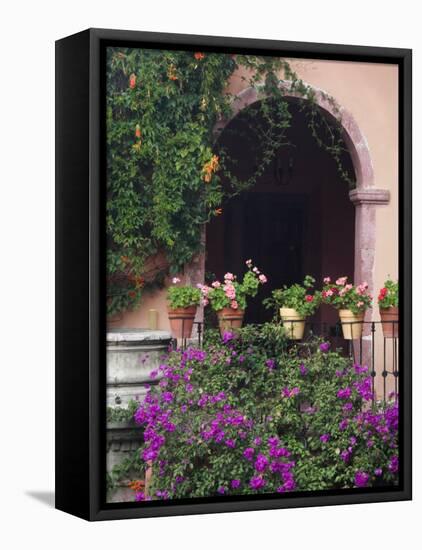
[349,188,390,294]
[349,188,390,370]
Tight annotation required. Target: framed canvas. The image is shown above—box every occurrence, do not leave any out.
[55,28,412,521]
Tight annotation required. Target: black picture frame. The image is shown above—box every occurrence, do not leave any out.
[55,28,412,521]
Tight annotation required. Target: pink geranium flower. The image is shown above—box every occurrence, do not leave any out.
[357,283,369,295]
[224,283,236,299]
[198,283,210,295]
[259,274,267,283]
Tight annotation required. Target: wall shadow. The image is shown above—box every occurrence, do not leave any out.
[25,491,55,508]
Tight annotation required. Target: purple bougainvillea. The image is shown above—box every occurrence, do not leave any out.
[337,387,352,399]
[222,331,235,344]
[354,471,370,488]
[265,358,276,370]
[249,476,266,490]
[299,363,308,376]
[254,453,269,472]
[129,333,399,502]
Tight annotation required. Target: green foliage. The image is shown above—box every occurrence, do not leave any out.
[106,399,139,424]
[107,448,145,492]
[378,279,399,308]
[106,400,145,493]
[167,283,201,309]
[231,321,289,356]
[264,275,321,317]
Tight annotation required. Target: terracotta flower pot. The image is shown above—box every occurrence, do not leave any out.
[167,306,197,339]
[217,308,245,336]
[379,306,399,338]
[338,309,364,340]
[279,307,306,340]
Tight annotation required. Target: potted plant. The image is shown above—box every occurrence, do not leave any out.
[321,276,372,340]
[378,279,399,338]
[264,276,320,339]
[167,277,201,339]
[199,259,267,335]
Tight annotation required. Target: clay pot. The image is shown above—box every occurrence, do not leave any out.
[279,307,306,340]
[167,306,197,339]
[338,309,364,340]
[217,308,245,336]
[379,306,399,338]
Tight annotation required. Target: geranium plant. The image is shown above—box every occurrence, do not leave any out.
[167,277,201,309]
[264,275,321,317]
[321,276,372,314]
[378,279,399,309]
[199,259,267,311]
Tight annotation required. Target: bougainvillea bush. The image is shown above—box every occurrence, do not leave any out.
[132,326,398,501]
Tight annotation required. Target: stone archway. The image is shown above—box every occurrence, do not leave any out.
[211,82,390,319]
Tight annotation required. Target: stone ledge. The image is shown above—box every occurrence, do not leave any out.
[107,328,172,344]
[349,188,390,205]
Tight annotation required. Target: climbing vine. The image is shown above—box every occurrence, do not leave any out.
[106,47,354,316]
